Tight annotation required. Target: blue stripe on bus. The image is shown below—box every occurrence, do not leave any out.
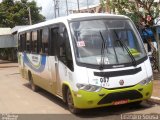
[23,53,46,73]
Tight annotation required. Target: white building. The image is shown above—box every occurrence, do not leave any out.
[0,26,28,60]
[0,28,15,48]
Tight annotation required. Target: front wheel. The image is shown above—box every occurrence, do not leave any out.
[66,89,80,114]
[130,100,142,107]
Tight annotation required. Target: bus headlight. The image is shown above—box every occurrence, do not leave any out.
[139,76,153,85]
[76,83,101,92]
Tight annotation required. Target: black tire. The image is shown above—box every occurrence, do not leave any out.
[66,89,81,114]
[28,73,39,92]
[130,101,142,106]
[134,101,142,105]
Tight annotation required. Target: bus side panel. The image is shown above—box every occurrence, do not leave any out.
[47,56,58,95]
[23,53,52,92]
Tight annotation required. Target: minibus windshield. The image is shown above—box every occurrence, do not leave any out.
[70,19,146,66]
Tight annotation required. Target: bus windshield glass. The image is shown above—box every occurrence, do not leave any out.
[70,19,146,66]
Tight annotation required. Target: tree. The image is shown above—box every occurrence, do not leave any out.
[0,0,45,28]
[109,0,160,26]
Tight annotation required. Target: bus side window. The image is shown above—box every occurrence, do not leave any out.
[37,30,42,54]
[50,24,73,71]
[18,34,22,52]
[19,34,26,52]
[50,27,59,56]
[26,32,30,52]
[32,31,38,53]
[58,24,74,71]
[42,28,49,54]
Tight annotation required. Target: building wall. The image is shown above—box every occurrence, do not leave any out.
[13,34,18,47]
[0,35,15,48]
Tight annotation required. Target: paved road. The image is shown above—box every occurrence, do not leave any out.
[0,64,160,120]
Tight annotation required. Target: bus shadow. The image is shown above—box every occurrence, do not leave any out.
[23,83,155,117]
[23,83,68,110]
[75,101,156,118]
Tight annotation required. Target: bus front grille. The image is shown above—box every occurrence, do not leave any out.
[98,90,143,105]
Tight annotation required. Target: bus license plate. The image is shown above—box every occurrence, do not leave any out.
[112,99,128,105]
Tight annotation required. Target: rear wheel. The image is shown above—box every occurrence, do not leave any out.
[28,72,39,92]
[66,89,80,114]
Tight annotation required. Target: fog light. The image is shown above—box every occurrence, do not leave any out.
[138,88,143,91]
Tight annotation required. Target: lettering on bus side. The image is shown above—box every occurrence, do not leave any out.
[32,56,38,63]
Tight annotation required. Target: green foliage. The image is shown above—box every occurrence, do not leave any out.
[100,0,106,12]
[107,0,160,26]
[0,0,45,28]
[110,0,139,23]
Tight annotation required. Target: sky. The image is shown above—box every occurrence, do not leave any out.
[0,0,99,19]
[35,0,99,20]
[1,0,160,20]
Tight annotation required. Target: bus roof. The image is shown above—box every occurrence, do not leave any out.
[18,13,129,33]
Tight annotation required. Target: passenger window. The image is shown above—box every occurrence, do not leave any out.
[50,24,73,71]
[26,32,30,52]
[42,28,49,54]
[18,35,22,52]
[19,34,26,52]
[58,24,73,71]
[50,27,59,56]
[37,30,42,54]
[32,31,38,53]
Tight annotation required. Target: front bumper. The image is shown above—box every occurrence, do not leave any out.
[72,82,153,109]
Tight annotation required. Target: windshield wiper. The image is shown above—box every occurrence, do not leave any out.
[99,31,106,70]
[114,30,137,66]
